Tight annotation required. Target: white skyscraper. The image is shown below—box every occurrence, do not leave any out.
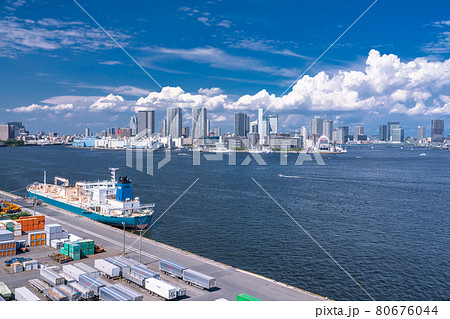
[258,108,264,137]
[167,107,182,137]
[192,107,207,139]
[311,117,323,137]
[323,120,333,140]
[301,126,308,140]
[268,114,278,134]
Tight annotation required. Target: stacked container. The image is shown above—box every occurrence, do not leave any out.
[44,223,68,245]
[77,239,95,257]
[27,231,46,247]
[15,215,45,232]
[0,229,15,257]
[60,241,81,260]
[0,220,21,235]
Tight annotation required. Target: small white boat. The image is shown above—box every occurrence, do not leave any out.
[419,153,427,157]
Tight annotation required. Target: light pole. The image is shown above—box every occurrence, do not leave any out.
[122,222,126,253]
[139,229,142,263]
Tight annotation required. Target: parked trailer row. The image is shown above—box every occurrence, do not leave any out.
[105,257,131,276]
[43,287,68,301]
[40,268,65,286]
[15,287,41,301]
[67,281,95,300]
[159,260,217,290]
[99,286,131,301]
[144,278,179,300]
[94,259,120,279]
[54,284,82,301]
[78,274,105,296]
[74,262,100,279]
[112,284,143,301]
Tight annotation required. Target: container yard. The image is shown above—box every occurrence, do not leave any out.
[0,191,325,301]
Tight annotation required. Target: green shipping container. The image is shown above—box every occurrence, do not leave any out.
[236,294,261,301]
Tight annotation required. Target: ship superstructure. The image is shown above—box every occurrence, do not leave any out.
[27,168,154,228]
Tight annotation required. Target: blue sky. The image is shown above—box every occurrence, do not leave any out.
[0,0,449,136]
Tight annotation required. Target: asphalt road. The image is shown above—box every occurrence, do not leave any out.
[0,190,325,301]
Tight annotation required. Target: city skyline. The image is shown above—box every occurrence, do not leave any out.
[0,1,449,136]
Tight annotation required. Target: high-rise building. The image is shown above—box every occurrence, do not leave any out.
[261,117,269,138]
[268,114,278,134]
[0,124,14,141]
[207,119,210,136]
[234,112,249,137]
[130,116,137,136]
[258,108,264,137]
[182,126,190,138]
[417,126,426,142]
[387,121,400,141]
[85,127,90,137]
[379,125,387,141]
[333,126,349,144]
[391,127,404,143]
[355,126,364,137]
[431,119,444,143]
[323,120,333,140]
[311,117,324,137]
[161,119,167,137]
[138,110,155,137]
[167,107,182,137]
[301,126,308,141]
[192,107,207,139]
[250,120,258,133]
[7,122,23,138]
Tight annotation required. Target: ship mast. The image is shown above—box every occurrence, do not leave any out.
[110,167,119,184]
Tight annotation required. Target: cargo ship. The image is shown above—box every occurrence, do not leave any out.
[27,168,154,228]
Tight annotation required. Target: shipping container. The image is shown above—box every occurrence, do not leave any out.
[99,286,131,301]
[15,287,41,301]
[43,287,68,301]
[62,265,87,281]
[40,268,65,286]
[130,265,160,281]
[159,260,187,278]
[236,293,261,301]
[124,271,145,287]
[94,259,120,279]
[0,282,12,300]
[118,256,146,268]
[111,284,143,301]
[182,269,216,290]
[59,272,76,284]
[78,274,105,296]
[74,262,100,279]
[67,281,95,300]
[105,257,131,276]
[0,230,14,242]
[144,278,178,300]
[175,285,187,298]
[54,284,82,301]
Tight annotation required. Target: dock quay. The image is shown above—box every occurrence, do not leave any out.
[0,189,325,301]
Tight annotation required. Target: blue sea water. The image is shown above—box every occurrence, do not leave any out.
[0,145,448,300]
